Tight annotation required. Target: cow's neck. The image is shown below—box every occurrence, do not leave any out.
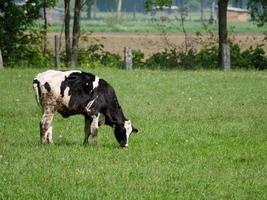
[106,103,127,126]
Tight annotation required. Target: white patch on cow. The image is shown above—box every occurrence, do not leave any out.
[42,126,52,144]
[62,86,71,106]
[35,70,81,100]
[33,80,40,105]
[85,96,98,113]
[47,127,53,143]
[124,120,132,146]
[91,113,100,134]
[92,76,99,90]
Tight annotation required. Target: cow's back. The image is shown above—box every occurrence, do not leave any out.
[33,70,81,107]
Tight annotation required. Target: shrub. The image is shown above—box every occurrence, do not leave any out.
[132,49,145,68]
[78,43,123,68]
[145,48,179,69]
[245,45,267,70]
[195,45,218,69]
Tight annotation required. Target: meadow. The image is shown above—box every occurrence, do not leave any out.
[43,12,267,33]
[0,68,266,199]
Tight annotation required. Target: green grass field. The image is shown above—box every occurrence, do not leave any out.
[0,68,266,199]
[41,12,266,33]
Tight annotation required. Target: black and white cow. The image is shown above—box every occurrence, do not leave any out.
[33,70,138,147]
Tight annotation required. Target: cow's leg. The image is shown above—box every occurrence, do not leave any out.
[40,109,54,144]
[83,117,92,145]
[91,113,100,145]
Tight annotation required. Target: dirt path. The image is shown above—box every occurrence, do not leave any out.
[47,32,266,58]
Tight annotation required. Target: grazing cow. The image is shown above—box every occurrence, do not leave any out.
[33,70,138,147]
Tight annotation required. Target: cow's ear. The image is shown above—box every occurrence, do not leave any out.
[132,125,139,133]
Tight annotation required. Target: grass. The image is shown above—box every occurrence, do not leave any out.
[0,67,267,199]
[40,12,267,33]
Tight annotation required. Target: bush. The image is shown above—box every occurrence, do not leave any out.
[195,45,218,69]
[78,43,123,68]
[244,45,267,70]
[132,49,145,68]
[145,48,179,69]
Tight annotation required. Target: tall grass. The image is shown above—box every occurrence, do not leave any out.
[0,68,266,199]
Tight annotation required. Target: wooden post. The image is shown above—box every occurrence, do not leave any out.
[54,35,60,70]
[0,49,3,69]
[222,43,231,70]
[124,47,133,70]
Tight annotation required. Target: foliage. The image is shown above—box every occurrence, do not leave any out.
[145,0,172,11]
[143,39,267,70]
[145,48,179,69]
[195,45,218,69]
[78,43,123,68]
[132,49,145,68]
[242,45,267,70]
[42,0,58,8]
[0,0,43,65]
[248,0,267,26]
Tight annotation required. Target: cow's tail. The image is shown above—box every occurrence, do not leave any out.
[33,79,41,106]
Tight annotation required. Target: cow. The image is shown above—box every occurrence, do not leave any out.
[33,70,138,147]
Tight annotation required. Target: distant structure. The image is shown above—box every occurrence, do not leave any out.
[227,7,249,22]
[41,7,64,22]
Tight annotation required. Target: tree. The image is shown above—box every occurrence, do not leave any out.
[145,0,172,11]
[0,0,42,64]
[218,0,230,69]
[248,0,267,26]
[71,0,82,67]
[64,0,83,68]
[64,0,71,67]
[145,0,231,69]
[42,0,58,55]
[200,0,204,21]
[117,0,122,19]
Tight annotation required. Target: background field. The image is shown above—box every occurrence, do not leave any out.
[42,13,267,58]
[46,12,267,33]
[0,68,266,199]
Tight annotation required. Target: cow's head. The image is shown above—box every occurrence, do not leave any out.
[114,120,138,147]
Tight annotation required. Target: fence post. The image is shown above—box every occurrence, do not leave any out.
[54,35,60,70]
[222,43,231,70]
[0,49,3,69]
[124,47,133,70]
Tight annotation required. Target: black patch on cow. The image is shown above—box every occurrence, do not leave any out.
[58,72,128,127]
[44,82,51,92]
[33,79,41,97]
[114,124,127,147]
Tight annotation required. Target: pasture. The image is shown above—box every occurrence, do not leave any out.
[0,68,266,199]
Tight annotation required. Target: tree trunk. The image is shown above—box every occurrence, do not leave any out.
[117,0,122,19]
[71,0,82,68]
[64,0,71,68]
[54,35,61,70]
[93,0,97,19]
[87,4,92,19]
[218,0,229,69]
[200,0,204,21]
[0,50,3,69]
[209,1,216,24]
[43,0,48,56]
[180,0,184,11]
